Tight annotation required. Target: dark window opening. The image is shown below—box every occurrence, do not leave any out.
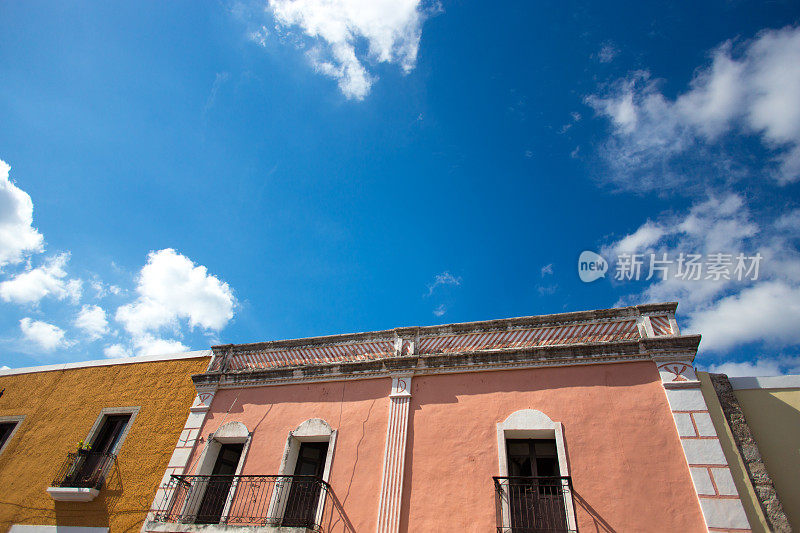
[195,443,244,524]
[282,441,329,527]
[506,439,568,532]
[0,422,18,450]
[71,413,131,487]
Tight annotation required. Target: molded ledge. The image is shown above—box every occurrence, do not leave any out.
[46,486,99,502]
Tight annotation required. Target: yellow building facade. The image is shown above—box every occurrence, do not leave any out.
[0,351,210,533]
[699,371,800,533]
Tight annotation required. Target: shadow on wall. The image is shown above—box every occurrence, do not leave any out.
[53,460,122,529]
[741,389,800,529]
[573,490,617,533]
[408,362,658,409]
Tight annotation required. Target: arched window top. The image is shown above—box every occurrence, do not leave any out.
[214,420,249,443]
[499,409,556,431]
[293,418,333,438]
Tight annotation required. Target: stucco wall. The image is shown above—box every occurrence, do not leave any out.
[0,356,210,533]
[188,379,391,532]
[734,386,800,529]
[192,361,706,532]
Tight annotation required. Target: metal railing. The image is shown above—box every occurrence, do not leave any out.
[152,474,353,531]
[51,451,116,490]
[493,476,576,533]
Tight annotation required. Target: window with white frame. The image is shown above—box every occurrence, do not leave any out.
[495,409,577,533]
[0,415,24,456]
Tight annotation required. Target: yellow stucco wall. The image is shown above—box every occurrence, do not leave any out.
[0,355,209,533]
[734,386,800,530]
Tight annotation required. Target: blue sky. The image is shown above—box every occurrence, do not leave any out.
[1,0,799,375]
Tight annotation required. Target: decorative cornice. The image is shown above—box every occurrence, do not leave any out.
[193,335,700,390]
[211,303,678,354]
[205,303,683,375]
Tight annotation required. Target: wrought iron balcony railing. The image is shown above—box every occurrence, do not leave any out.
[151,474,353,532]
[51,451,116,490]
[493,476,576,533]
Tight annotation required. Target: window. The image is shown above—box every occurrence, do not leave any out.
[49,408,138,495]
[270,419,337,528]
[83,407,140,457]
[495,409,577,532]
[0,423,15,448]
[70,414,132,487]
[0,416,24,456]
[195,443,245,524]
[282,441,330,527]
[184,420,251,524]
[505,439,567,531]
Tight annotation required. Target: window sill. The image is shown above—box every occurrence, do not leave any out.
[46,486,100,502]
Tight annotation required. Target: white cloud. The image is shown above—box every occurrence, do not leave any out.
[19,318,68,352]
[597,43,618,63]
[687,281,800,351]
[587,25,800,189]
[249,25,270,47]
[611,221,664,255]
[268,0,431,99]
[131,334,189,357]
[708,355,800,377]
[75,304,109,341]
[605,193,800,353]
[115,249,235,349]
[426,270,461,296]
[103,344,130,359]
[90,278,122,299]
[541,264,554,277]
[433,303,446,317]
[0,253,82,305]
[0,159,44,267]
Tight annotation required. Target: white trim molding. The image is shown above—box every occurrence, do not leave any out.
[9,526,109,533]
[0,350,211,377]
[495,409,576,532]
[84,406,140,454]
[376,375,412,533]
[729,375,800,390]
[662,367,751,531]
[0,415,25,456]
[144,387,217,531]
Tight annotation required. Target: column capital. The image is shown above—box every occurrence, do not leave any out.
[390,375,412,398]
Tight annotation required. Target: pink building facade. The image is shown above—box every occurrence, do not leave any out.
[144,303,752,532]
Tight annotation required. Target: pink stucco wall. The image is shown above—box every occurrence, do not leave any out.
[191,361,706,532]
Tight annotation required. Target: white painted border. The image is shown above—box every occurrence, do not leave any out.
[496,409,576,532]
[84,406,140,455]
[0,415,25,456]
[0,350,211,377]
[9,526,109,533]
[729,375,800,390]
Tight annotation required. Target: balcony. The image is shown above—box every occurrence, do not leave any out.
[47,451,116,502]
[149,474,353,533]
[494,476,576,533]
